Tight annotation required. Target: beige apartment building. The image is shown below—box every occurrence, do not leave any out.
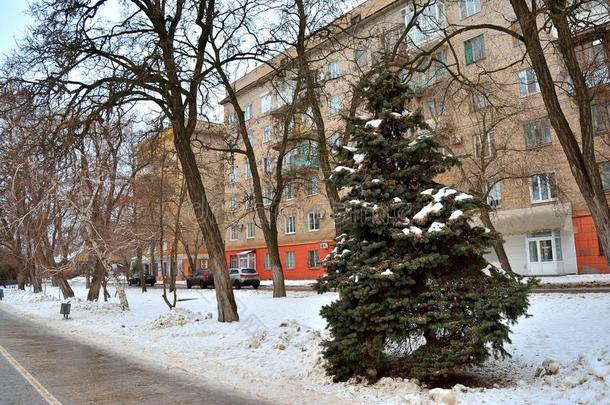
[221,0,610,278]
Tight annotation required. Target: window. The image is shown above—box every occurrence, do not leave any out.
[264,253,272,270]
[263,125,273,143]
[527,230,562,263]
[384,28,402,52]
[464,35,485,65]
[305,176,319,195]
[244,163,252,179]
[245,193,254,210]
[473,133,495,159]
[354,48,368,69]
[260,92,272,114]
[427,98,446,117]
[530,173,557,202]
[285,215,296,234]
[246,222,256,239]
[264,157,274,174]
[592,101,610,134]
[229,195,238,212]
[247,130,254,144]
[459,0,481,19]
[433,49,448,78]
[486,181,502,207]
[283,183,294,200]
[228,112,237,128]
[229,226,239,241]
[328,95,342,117]
[511,22,524,47]
[330,131,342,146]
[244,104,253,121]
[404,2,446,46]
[472,92,489,110]
[308,250,320,268]
[600,162,610,191]
[327,61,340,79]
[524,118,552,148]
[276,80,295,106]
[230,255,239,268]
[228,164,238,183]
[576,38,609,88]
[308,211,321,231]
[264,187,274,205]
[285,251,296,270]
[518,68,540,96]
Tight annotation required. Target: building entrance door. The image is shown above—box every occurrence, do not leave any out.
[526,230,563,275]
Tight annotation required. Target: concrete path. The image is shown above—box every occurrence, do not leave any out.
[0,309,267,405]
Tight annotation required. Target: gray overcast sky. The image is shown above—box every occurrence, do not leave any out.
[0,1,31,56]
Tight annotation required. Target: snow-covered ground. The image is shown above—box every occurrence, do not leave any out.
[531,274,610,285]
[0,281,608,404]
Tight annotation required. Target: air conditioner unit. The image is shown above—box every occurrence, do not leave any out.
[320,242,329,249]
[450,135,463,145]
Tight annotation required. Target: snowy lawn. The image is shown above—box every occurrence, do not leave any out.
[531,274,610,286]
[0,281,608,404]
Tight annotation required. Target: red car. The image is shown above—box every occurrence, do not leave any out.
[186,269,214,289]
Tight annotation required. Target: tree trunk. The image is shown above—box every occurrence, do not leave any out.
[55,276,75,299]
[29,264,42,293]
[136,244,146,293]
[480,210,513,273]
[171,125,238,322]
[87,259,104,301]
[107,268,129,310]
[17,269,26,290]
[268,235,286,297]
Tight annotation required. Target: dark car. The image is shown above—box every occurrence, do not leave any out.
[128,273,156,287]
[229,268,260,289]
[186,269,214,289]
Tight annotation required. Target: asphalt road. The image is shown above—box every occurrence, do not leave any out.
[0,309,267,405]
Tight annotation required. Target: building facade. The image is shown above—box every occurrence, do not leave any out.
[221,0,610,277]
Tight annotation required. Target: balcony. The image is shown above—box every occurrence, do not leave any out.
[281,141,319,174]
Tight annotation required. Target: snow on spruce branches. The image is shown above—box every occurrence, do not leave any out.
[315,70,533,383]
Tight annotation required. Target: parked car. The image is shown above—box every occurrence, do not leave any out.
[128,273,156,287]
[228,268,260,289]
[186,269,214,289]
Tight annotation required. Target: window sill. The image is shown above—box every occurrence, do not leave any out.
[531,198,558,204]
[308,229,320,232]
[285,232,296,235]
[460,10,481,20]
[308,266,320,269]
[525,143,552,150]
[519,90,541,98]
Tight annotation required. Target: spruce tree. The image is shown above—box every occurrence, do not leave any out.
[316,70,532,383]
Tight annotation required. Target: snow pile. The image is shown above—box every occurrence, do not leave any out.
[148,308,211,329]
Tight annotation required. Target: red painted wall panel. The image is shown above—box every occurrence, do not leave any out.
[573,215,609,274]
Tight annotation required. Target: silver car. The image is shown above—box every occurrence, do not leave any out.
[228,268,260,289]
